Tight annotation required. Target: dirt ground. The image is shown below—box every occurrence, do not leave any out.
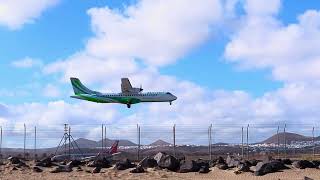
[0,165,319,180]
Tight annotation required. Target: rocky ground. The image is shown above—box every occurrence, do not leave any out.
[0,153,319,180]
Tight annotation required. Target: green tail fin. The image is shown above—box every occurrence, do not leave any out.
[70,77,95,95]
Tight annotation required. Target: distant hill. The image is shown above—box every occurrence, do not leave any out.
[97,138,137,147]
[149,139,171,146]
[261,132,318,144]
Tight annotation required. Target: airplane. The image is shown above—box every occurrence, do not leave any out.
[82,140,120,161]
[51,140,120,162]
[70,77,177,108]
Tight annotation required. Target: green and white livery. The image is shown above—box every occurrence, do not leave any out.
[70,77,177,108]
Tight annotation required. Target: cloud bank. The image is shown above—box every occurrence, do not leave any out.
[0,0,59,30]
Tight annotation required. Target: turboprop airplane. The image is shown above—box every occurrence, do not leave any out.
[70,77,177,108]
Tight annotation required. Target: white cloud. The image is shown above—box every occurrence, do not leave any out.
[44,52,138,84]
[4,101,118,129]
[85,0,222,66]
[225,0,320,83]
[0,103,9,117]
[0,0,59,30]
[244,0,281,16]
[42,84,61,98]
[11,57,43,68]
[44,0,224,85]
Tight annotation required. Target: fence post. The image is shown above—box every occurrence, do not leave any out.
[0,126,2,160]
[277,126,280,159]
[137,124,140,161]
[34,126,37,160]
[101,124,104,151]
[284,124,286,159]
[246,124,249,160]
[312,127,315,160]
[173,124,176,157]
[139,125,141,160]
[68,126,71,160]
[241,126,244,158]
[104,125,107,149]
[209,124,212,160]
[24,123,26,159]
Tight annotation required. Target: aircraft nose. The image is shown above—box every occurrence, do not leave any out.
[172,95,177,101]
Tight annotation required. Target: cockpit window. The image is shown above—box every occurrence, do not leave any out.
[166,92,171,95]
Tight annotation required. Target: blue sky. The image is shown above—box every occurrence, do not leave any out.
[0,0,293,102]
[1,0,320,145]
[1,0,319,104]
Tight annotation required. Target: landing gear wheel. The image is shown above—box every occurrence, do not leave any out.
[169,101,172,105]
[127,104,131,108]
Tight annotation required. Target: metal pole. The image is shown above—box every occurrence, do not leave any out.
[0,126,2,160]
[312,127,315,160]
[284,124,286,159]
[246,124,249,160]
[68,126,71,160]
[137,124,140,161]
[208,127,210,158]
[64,124,67,156]
[34,126,36,160]
[138,125,141,160]
[101,124,104,152]
[277,126,280,159]
[104,125,107,149]
[137,124,138,160]
[241,126,244,158]
[209,124,212,160]
[24,123,26,159]
[173,124,176,157]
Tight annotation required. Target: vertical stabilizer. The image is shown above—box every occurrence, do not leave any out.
[109,140,119,154]
[121,78,133,93]
[70,77,95,95]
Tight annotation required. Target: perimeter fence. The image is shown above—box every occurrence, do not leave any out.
[0,123,319,161]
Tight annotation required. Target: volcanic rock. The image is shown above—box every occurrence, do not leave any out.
[130,165,145,173]
[292,160,316,169]
[158,155,180,171]
[50,165,72,173]
[254,160,288,176]
[138,156,158,168]
[115,159,136,170]
[33,166,43,173]
[154,152,167,164]
[92,167,101,173]
[179,160,200,173]
[87,158,111,168]
[199,166,210,173]
[36,157,53,167]
[8,157,21,164]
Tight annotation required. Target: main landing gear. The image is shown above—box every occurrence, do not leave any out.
[127,104,131,108]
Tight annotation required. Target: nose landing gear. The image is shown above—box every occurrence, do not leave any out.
[169,101,172,105]
[127,104,131,108]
